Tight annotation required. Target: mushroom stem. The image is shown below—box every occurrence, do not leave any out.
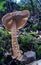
[11,20,23,61]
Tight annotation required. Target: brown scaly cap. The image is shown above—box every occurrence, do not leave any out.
[2,10,30,30]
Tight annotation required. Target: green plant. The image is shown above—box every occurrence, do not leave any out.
[0,48,7,65]
[37,46,41,59]
[18,33,33,52]
[0,48,3,54]
[0,0,7,11]
[0,29,11,51]
[33,42,41,59]
[31,25,37,31]
[29,32,36,37]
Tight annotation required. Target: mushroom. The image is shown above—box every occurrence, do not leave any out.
[2,10,30,61]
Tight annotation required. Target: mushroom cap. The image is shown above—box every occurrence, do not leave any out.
[2,10,30,31]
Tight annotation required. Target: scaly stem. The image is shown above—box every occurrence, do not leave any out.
[11,20,22,61]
